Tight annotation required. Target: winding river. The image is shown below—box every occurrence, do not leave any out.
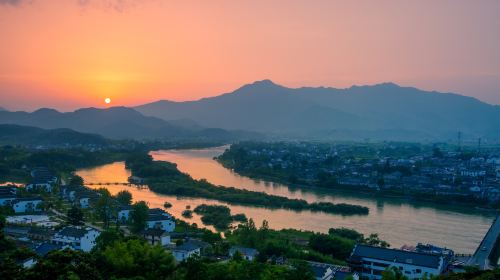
[76,146,496,253]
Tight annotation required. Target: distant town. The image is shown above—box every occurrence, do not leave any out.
[217,142,500,209]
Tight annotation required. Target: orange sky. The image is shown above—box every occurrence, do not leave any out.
[0,0,499,111]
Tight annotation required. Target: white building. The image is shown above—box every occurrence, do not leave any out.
[146,214,175,232]
[117,206,132,222]
[142,228,171,246]
[348,245,445,280]
[52,226,100,252]
[25,181,53,193]
[12,197,43,213]
[172,241,202,262]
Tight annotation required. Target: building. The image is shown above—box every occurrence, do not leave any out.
[348,244,445,280]
[28,227,55,242]
[12,197,43,213]
[26,167,57,192]
[142,228,171,246]
[146,214,175,232]
[308,261,354,280]
[51,226,100,252]
[0,193,16,206]
[117,205,132,222]
[229,246,259,261]
[35,242,63,257]
[172,241,202,262]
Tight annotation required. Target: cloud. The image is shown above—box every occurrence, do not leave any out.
[0,0,30,6]
[76,0,149,12]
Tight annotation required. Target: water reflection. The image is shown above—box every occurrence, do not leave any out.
[76,147,496,254]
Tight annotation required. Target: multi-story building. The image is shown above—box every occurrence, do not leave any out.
[348,245,445,280]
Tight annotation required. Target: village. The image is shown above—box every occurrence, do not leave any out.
[217,142,500,207]
[1,162,498,280]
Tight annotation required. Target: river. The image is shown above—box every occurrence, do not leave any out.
[76,146,496,253]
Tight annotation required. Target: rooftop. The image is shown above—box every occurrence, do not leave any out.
[350,244,442,269]
[229,246,259,257]
[174,241,202,252]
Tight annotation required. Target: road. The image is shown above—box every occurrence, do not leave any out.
[467,213,500,270]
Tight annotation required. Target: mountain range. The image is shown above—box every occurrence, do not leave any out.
[0,107,259,141]
[135,80,500,141]
[0,124,109,146]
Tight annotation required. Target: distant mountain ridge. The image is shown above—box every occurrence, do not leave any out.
[0,106,259,141]
[135,80,500,140]
[0,124,109,146]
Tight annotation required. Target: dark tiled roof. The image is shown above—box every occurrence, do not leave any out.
[147,214,171,221]
[142,228,167,236]
[13,197,43,203]
[351,244,442,268]
[0,193,16,199]
[229,246,258,257]
[174,241,202,252]
[35,242,62,257]
[57,226,88,238]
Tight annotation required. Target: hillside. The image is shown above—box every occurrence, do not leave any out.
[0,124,109,146]
[135,80,500,140]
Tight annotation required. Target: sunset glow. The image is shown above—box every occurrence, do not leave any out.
[0,0,499,111]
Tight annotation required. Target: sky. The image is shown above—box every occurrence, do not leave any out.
[0,0,499,111]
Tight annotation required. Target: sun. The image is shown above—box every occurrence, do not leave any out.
[104,97,111,104]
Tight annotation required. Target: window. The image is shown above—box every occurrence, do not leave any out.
[372,269,383,276]
[416,269,422,274]
[372,262,390,268]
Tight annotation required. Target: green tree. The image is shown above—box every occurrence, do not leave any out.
[67,205,84,226]
[364,233,390,248]
[115,190,132,205]
[101,239,175,279]
[27,249,102,280]
[95,188,114,229]
[69,175,84,186]
[381,267,408,280]
[131,201,149,233]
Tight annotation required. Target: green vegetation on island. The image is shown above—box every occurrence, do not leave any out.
[125,153,369,216]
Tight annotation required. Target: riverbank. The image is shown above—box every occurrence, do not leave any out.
[125,153,369,216]
[215,152,499,211]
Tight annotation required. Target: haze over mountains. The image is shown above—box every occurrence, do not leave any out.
[1,80,499,142]
[0,107,258,141]
[0,124,109,147]
[135,80,500,141]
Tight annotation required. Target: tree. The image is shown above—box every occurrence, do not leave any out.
[27,249,101,280]
[67,206,84,226]
[95,188,114,229]
[68,175,84,186]
[364,233,390,248]
[131,201,149,233]
[115,190,132,206]
[102,239,175,279]
[381,267,408,280]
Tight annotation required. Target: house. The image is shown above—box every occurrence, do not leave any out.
[142,228,171,246]
[172,241,202,262]
[26,167,57,192]
[12,197,43,213]
[229,246,259,261]
[146,214,175,232]
[75,190,99,208]
[25,179,53,193]
[51,226,100,252]
[308,261,354,280]
[0,193,16,206]
[117,205,132,222]
[35,242,63,257]
[3,226,30,238]
[28,227,55,241]
[348,244,445,280]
